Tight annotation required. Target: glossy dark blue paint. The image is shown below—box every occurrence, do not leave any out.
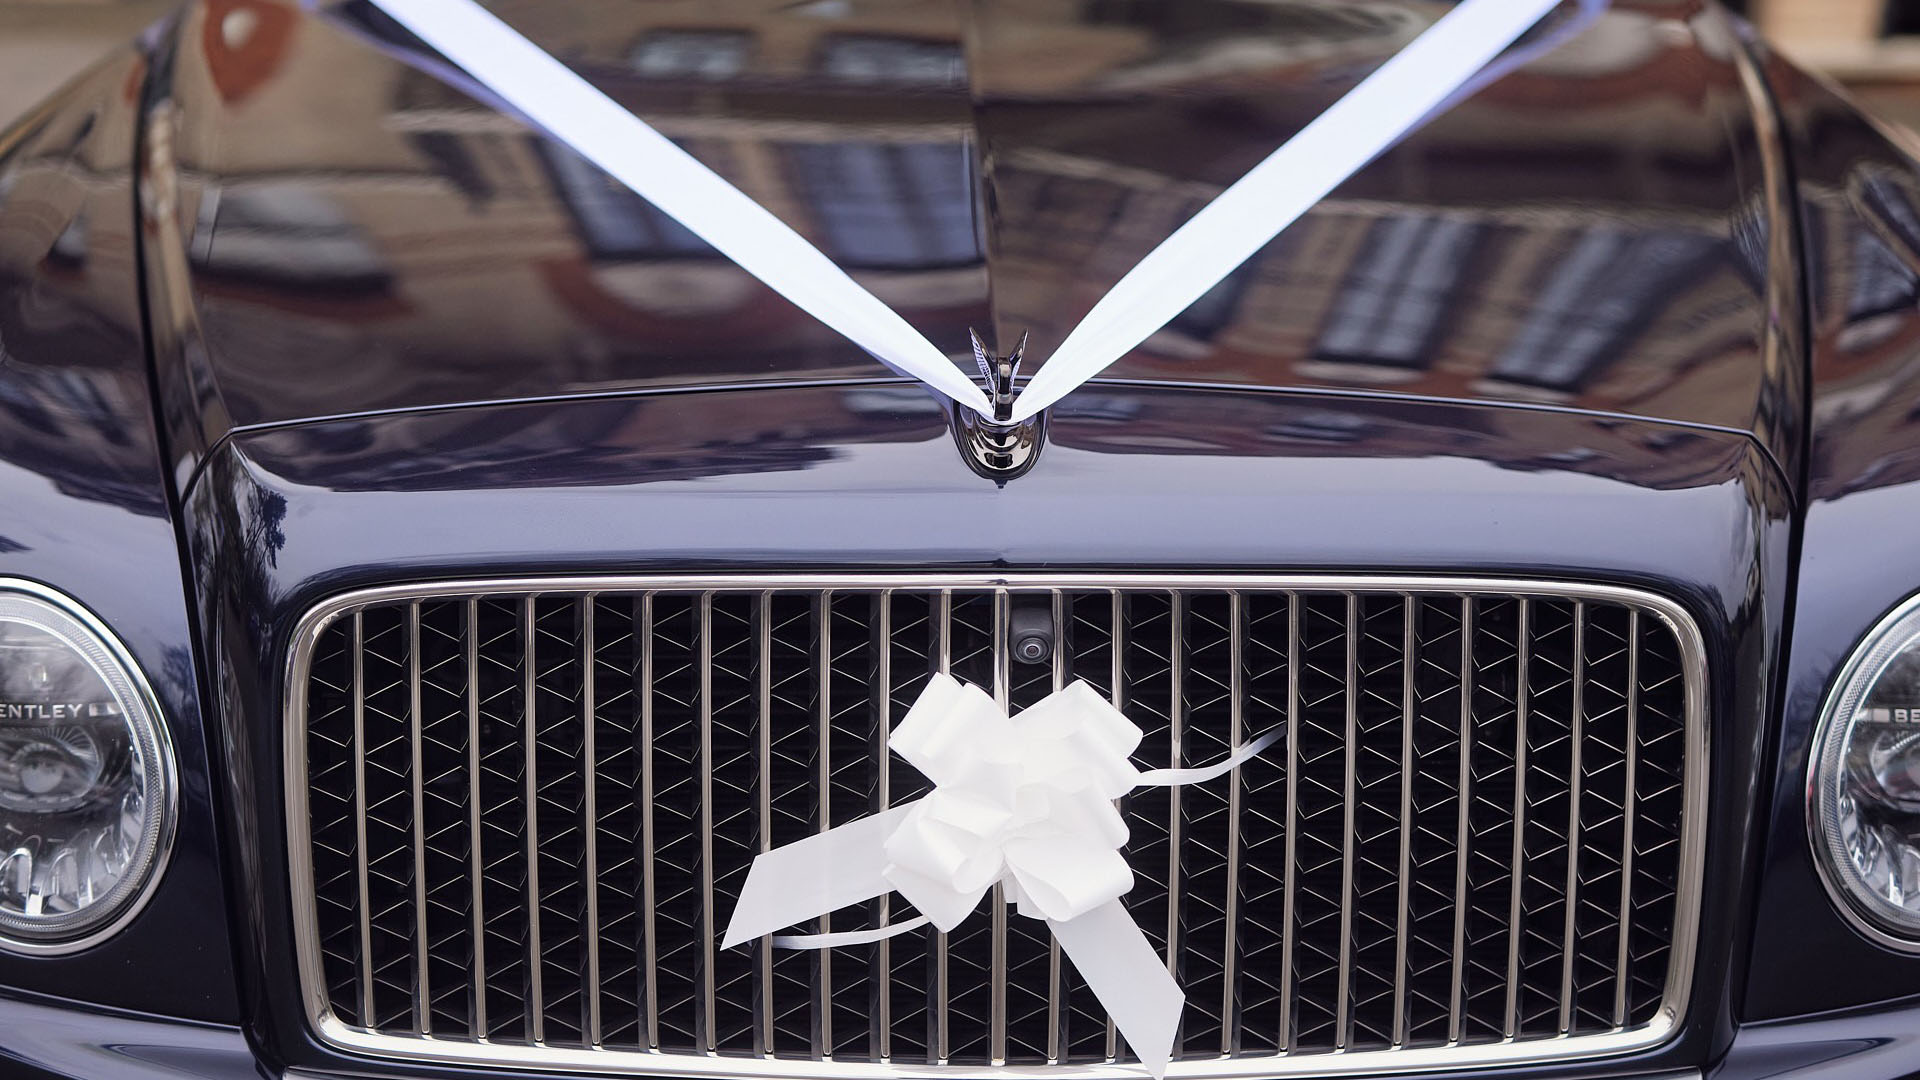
[0,988,254,1080]
[138,0,1799,485]
[0,47,236,1021]
[1743,42,1920,1020]
[1,0,1916,1077]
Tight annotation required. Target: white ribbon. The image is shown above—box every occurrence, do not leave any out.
[357,0,1606,421]
[721,674,1280,1078]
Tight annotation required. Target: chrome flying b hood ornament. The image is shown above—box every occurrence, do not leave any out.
[971,328,1028,425]
[954,329,1044,483]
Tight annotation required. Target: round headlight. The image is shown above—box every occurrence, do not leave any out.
[0,581,175,953]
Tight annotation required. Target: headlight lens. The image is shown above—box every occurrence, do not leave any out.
[0,583,175,953]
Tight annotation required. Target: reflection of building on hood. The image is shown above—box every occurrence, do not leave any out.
[145,0,1790,468]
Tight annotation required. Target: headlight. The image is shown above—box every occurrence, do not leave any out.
[0,580,175,953]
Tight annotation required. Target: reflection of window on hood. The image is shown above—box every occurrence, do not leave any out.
[1312,213,1482,373]
[1490,226,1717,393]
[47,212,86,269]
[784,141,978,269]
[1164,267,1249,343]
[1852,171,1920,322]
[188,183,390,292]
[817,35,963,87]
[629,30,753,80]
[1848,226,1919,323]
[534,139,712,261]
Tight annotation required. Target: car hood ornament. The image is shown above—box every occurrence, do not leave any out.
[953,329,1044,483]
[971,327,1027,424]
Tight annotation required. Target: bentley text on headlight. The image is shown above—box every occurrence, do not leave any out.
[0,580,177,954]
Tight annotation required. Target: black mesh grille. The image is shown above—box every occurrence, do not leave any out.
[296,579,1699,1070]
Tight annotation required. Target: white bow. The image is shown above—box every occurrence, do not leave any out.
[351,0,1607,422]
[720,673,1279,1077]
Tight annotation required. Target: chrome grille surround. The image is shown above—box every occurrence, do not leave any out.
[286,574,1708,1079]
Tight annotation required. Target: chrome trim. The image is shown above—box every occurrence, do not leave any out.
[1391,596,1414,1049]
[464,598,488,1038]
[1048,589,1068,1065]
[1277,593,1300,1054]
[757,592,777,1057]
[1447,596,1474,1045]
[1503,599,1531,1041]
[351,612,372,1027]
[1334,595,1357,1051]
[1558,605,1586,1037]
[1165,591,1185,989]
[284,572,1709,1080]
[699,592,718,1053]
[815,591,833,1060]
[407,604,430,1035]
[521,598,544,1045]
[936,589,953,1065]
[583,599,603,1048]
[991,589,1009,1066]
[640,594,660,1049]
[1613,611,1640,1028]
[1220,592,1244,1059]
[1105,590,1123,1065]
[877,591,896,1063]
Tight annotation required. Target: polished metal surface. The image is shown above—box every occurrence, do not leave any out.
[287,574,1707,1079]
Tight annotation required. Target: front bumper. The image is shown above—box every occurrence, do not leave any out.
[6,987,1920,1080]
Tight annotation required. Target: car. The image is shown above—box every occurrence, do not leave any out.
[1,0,1918,1077]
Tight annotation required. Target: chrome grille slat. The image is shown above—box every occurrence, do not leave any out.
[876,592,895,1064]
[1558,607,1585,1036]
[1614,612,1641,1030]
[1159,588,1175,991]
[1502,599,1529,1041]
[1220,593,1244,1060]
[582,601,602,1048]
[1277,595,1299,1055]
[407,604,430,1036]
[1447,597,1473,1046]
[814,591,832,1061]
[640,594,659,1051]
[1391,597,1414,1050]
[755,594,776,1057]
[990,590,1009,1067]
[292,575,1705,1080]
[466,599,488,1040]
[1106,591,1123,1066]
[1335,596,1357,1052]
[1047,590,1067,1066]
[352,612,373,1029]
[520,599,543,1046]
[935,588,952,1066]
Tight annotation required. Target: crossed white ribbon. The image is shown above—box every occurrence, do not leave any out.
[353,0,1609,422]
[720,674,1279,1077]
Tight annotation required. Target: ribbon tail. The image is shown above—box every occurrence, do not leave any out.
[773,914,932,950]
[1051,901,1183,1079]
[1007,0,1578,423]
[363,0,993,418]
[721,803,918,949]
[1135,727,1284,788]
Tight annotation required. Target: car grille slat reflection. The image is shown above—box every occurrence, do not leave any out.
[296,576,1702,1078]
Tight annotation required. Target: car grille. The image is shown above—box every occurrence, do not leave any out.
[287,574,1704,1078]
